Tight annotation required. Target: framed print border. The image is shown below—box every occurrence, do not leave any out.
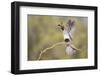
[11,1,98,74]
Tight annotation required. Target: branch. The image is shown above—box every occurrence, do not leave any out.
[37,42,66,60]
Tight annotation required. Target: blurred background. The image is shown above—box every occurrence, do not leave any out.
[28,15,88,61]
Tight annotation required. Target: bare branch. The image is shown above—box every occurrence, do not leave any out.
[37,42,66,60]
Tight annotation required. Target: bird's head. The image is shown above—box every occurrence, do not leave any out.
[57,22,64,30]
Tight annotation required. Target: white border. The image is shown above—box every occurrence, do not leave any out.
[20,6,95,70]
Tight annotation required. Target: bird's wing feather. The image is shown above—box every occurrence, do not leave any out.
[67,20,75,33]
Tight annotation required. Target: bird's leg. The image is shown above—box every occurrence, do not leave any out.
[70,44,79,51]
[66,41,79,51]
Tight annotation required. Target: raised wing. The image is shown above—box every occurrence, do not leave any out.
[67,20,75,33]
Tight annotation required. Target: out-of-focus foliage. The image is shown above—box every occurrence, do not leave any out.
[28,15,88,61]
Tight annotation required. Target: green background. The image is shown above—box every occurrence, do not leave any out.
[28,15,88,61]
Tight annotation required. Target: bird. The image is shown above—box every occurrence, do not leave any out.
[58,20,79,56]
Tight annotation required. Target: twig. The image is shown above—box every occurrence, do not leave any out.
[37,42,66,60]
